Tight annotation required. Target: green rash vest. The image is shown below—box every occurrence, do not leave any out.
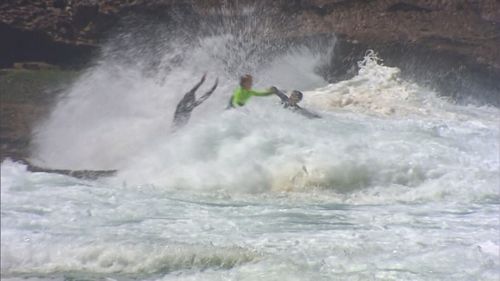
[232,86,273,107]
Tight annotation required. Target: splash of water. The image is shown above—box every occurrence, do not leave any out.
[31,10,333,170]
[29,7,499,204]
[2,6,499,280]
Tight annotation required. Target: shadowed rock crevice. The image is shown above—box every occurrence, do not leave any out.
[0,23,95,68]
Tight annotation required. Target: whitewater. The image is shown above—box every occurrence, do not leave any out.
[1,13,499,281]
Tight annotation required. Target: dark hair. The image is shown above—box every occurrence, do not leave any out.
[291,90,303,100]
[240,74,253,86]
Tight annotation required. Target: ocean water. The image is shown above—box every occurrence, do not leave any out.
[2,12,499,281]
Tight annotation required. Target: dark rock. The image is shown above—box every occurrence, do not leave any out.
[73,2,99,28]
[26,162,117,180]
[0,23,94,68]
[53,0,68,9]
[387,2,432,13]
[6,158,117,179]
[13,61,59,70]
[0,0,498,71]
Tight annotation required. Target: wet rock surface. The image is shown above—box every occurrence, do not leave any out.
[1,0,499,69]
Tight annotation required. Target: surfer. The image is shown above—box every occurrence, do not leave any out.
[271,87,321,119]
[227,74,275,108]
[172,74,218,129]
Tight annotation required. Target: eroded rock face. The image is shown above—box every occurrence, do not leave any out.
[1,0,499,69]
[295,0,500,70]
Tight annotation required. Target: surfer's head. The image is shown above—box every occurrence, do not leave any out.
[240,74,253,90]
[289,90,303,105]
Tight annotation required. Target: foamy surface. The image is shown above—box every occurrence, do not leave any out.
[2,14,499,280]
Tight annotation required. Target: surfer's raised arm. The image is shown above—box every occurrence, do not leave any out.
[191,73,206,93]
[194,78,218,107]
[271,87,289,104]
[172,74,217,130]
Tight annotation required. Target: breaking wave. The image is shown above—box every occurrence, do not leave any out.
[28,11,499,205]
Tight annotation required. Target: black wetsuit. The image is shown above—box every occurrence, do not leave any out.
[274,89,321,119]
[173,76,218,129]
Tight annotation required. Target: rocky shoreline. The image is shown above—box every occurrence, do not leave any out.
[2,1,499,69]
[1,0,499,168]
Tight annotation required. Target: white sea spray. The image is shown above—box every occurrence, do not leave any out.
[2,5,499,281]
